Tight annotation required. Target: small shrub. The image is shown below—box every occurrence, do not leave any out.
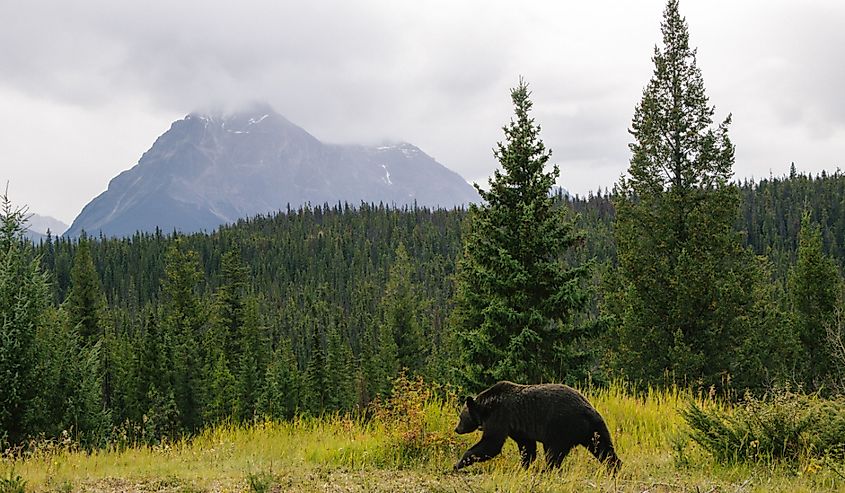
[682,388,845,464]
[47,481,73,493]
[370,373,463,466]
[246,470,274,493]
[0,470,27,493]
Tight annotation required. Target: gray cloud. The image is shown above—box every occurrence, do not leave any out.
[1,0,844,223]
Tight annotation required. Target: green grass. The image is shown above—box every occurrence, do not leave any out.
[3,383,844,492]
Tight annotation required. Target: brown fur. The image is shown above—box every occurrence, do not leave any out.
[454,381,621,472]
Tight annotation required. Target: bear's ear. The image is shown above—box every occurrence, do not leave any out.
[465,396,481,421]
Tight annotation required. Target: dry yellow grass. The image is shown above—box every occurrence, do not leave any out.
[3,384,844,492]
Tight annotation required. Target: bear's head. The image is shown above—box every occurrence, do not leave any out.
[454,396,482,434]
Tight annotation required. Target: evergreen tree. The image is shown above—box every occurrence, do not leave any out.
[613,0,759,387]
[204,351,236,424]
[134,308,171,423]
[452,79,591,390]
[380,243,425,372]
[64,237,106,343]
[143,386,180,443]
[215,250,249,366]
[258,338,301,420]
[0,192,48,445]
[732,257,800,391]
[325,325,357,412]
[100,321,136,428]
[235,297,269,422]
[160,239,206,431]
[302,328,328,414]
[789,212,841,388]
[360,320,399,402]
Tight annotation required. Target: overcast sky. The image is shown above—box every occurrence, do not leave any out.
[1,0,843,225]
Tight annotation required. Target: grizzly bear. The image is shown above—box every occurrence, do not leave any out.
[453,381,621,472]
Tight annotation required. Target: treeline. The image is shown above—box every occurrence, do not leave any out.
[1,169,843,448]
[3,202,468,448]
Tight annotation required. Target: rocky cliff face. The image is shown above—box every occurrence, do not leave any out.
[66,103,479,237]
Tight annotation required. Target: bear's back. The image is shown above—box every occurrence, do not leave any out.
[478,382,599,439]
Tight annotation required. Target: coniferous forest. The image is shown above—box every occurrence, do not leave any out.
[3,0,845,456]
[3,168,845,449]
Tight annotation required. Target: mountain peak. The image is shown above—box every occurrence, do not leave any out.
[65,110,479,237]
[188,101,277,120]
[184,102,304,137]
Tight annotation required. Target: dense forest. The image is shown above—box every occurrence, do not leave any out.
[2,0,844,452]
[0,168,843,448]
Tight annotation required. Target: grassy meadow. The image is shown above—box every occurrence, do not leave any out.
[3,383,843,493]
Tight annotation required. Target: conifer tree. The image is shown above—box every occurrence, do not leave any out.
[360,320,399,402]
[204,351,236,424]
[789,212,841,388]
[613,0,760,386]
[325,325,356,412]
[452,79,591,390]
[160,239,207,430]
[143,386,180,443]
[258,338,301,420]
[30,308,109,446]
[0,192,48,445]
[64,237,106,343]
[380,243,425,372]
[235,297,269,422]
[134,308,171,423]
[302,328,328,414]
[100,323,136,427]
[216,250,249,361]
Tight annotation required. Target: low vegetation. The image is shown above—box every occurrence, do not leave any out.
[2,379,844,492]
[682,388,845,465]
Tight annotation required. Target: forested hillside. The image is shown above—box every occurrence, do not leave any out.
[0,168,838,448]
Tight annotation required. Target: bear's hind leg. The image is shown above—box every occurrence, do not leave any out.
[543,441,574,469]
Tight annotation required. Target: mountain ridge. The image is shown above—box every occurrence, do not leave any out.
[65,105,479,237]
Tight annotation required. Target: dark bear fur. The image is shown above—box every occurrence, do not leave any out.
[453,381,621,472]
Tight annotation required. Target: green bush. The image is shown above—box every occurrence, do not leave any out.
[681,389,845,464]
[0,470,27,493]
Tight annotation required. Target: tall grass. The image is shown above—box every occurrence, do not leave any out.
[3,381,844,492]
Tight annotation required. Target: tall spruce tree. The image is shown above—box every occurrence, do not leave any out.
[789,212,841,389]
[360,317,398,402]
[64,236,106,343]
[380,243,425,373]
[324,325,356,412]
[235,297,269,422]
[0,192,49,445]
[134,308,172,424]
[613,0,760,387]
[452,79,591,390]
[215,250,249,370]
[258,338,301,420]
[302,327,329,414]
[160,239,206,431]
[30,308,109,446]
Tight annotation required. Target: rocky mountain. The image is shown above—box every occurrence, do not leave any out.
[23,213,68,242]
[65,103,479,237]
[26,213,68,235]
